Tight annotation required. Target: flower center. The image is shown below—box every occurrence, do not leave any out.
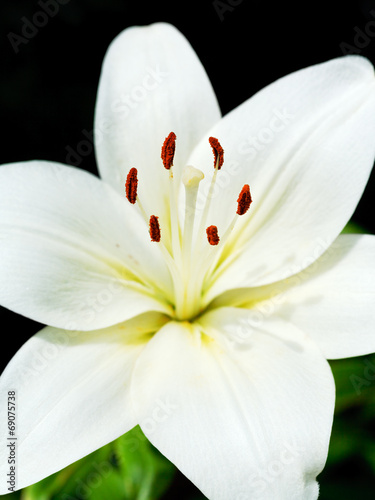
[124,132,252,321]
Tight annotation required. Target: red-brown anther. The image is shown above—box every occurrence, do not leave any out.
[208,136,224,170]
[161,132,176,170]
[125,167,138,204]
[236,184,252,216]
[149,215,161,242]
[206,225,220,246]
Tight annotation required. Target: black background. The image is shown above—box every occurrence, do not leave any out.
[1,0,375,497]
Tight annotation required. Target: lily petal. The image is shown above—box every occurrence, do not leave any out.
[188,56,375,297]
[266,234,375,359]
[94,22,221,224]
[209,234,375,360]
[0,312,168,493]
[131,316,334,500]
[0,162,173,330]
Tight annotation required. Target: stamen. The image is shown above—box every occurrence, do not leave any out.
[209,137,224,170]
[125,167,138,204]
[220,184,253,243]
[194,137,224,263]
[149,215,161,242]
[206,225,220,246]
[236,184,252,215]
[161,132,177,170]
[201,185,254,295]
[161,132,182,265]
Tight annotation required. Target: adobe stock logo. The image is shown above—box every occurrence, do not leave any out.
[7,0,71,54]
[340,10,375,54]
[65,65,168,167]
[212,0,244,22]
[237,107,295,161]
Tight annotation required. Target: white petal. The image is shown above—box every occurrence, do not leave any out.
[268,234,375,359]
[188,56,375,298]
[94,22,221,225]
[0,312,168,493]
[0,162,172,330]
[131,316,334,500]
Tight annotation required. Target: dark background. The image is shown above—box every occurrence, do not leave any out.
[1,0,375,498]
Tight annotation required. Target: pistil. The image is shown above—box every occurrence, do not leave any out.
[182,165,205,266]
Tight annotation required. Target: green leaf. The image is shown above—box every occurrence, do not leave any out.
[326,416,364,465]
[114,426,175,500]
[0,490,21,499]
[341,221,367,234]
[85,467,125,500]
[363,440,375,474]
[330,356,375,413]
[13,429,175,500]
[21,443,115,500]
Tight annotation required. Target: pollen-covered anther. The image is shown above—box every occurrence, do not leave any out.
[149,215,161,242]
[125,167,138,204]
[236,184,252,215]
[206,225,220,246]
[208,136,224,170]
[161,132,177,170]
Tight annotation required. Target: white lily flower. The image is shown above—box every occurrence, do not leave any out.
[1,22,375,500]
